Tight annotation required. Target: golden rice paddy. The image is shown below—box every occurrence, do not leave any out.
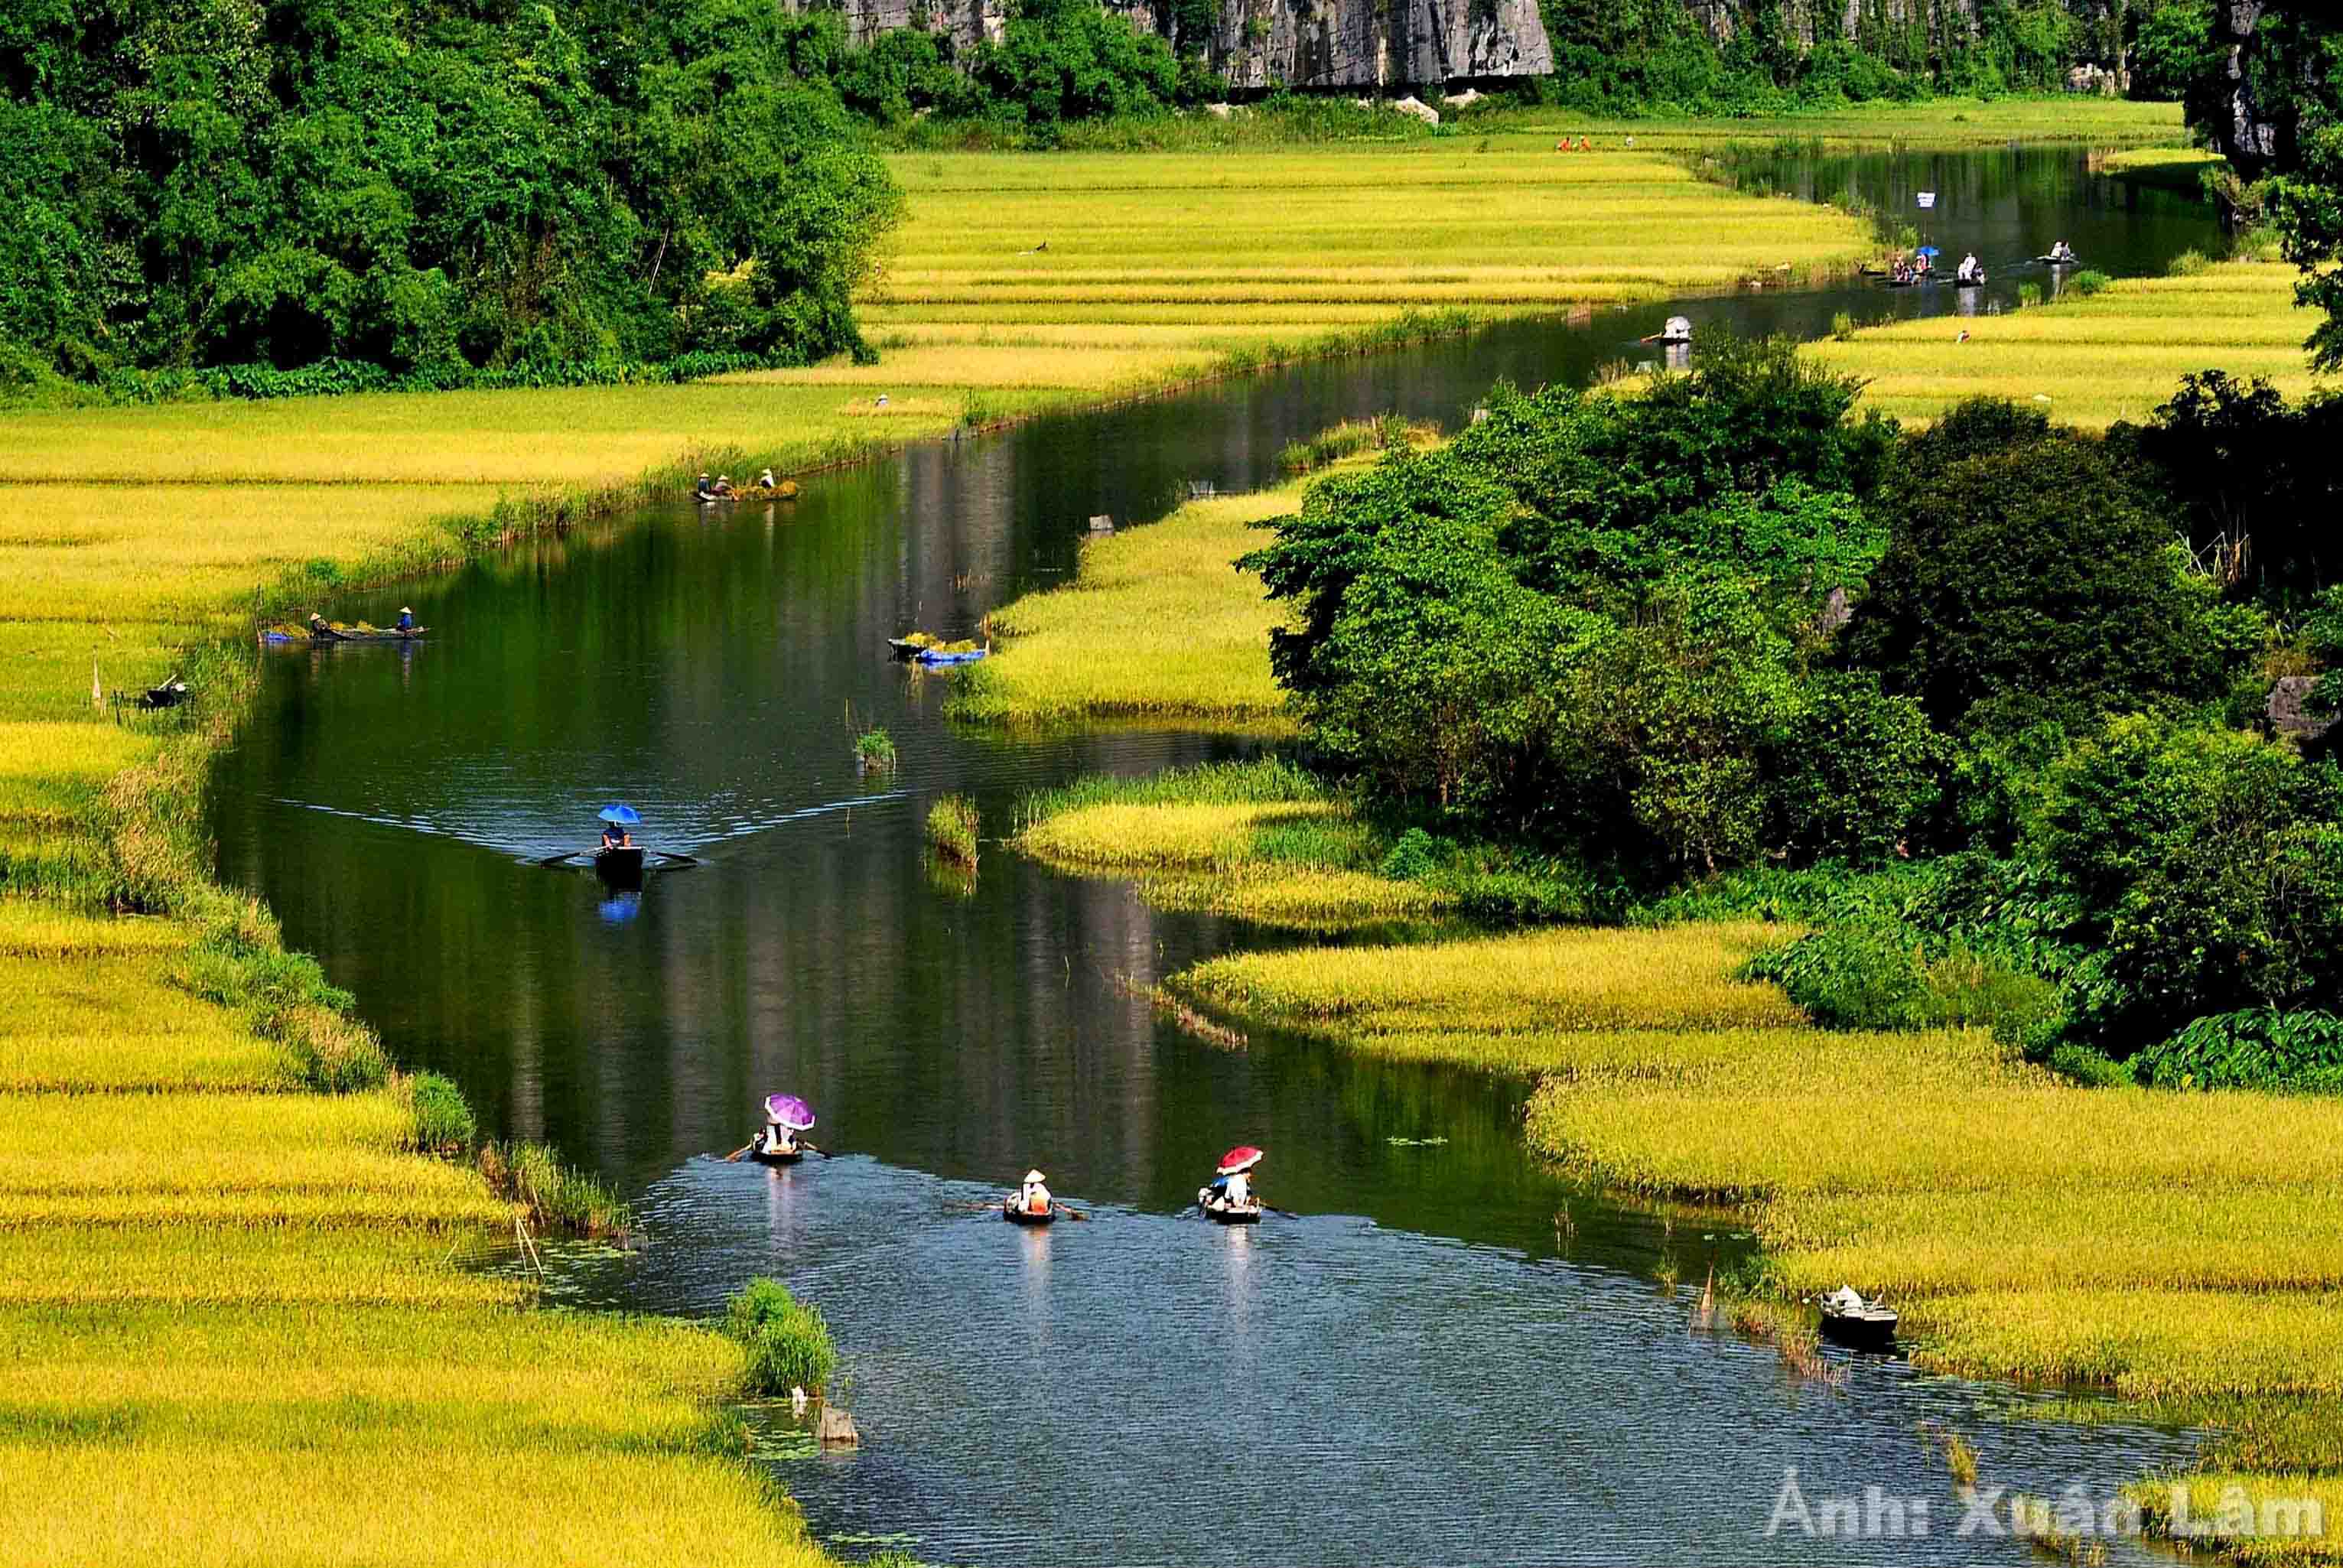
[1810,260,2332,428]
[1166,918,2343,1555]
[949,487,1297,729]
[0,102,2262,1560]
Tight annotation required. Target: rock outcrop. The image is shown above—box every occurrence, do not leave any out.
[824,0,1552,88]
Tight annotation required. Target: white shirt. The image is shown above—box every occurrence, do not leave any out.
[1222,1172,1251,1205]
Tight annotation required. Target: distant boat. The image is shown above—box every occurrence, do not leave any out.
[1003,1199,1055,1226]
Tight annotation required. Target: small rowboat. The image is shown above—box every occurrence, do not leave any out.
[1951,274,1987,288]
[2037,254,2080,266]
[1003,1200,1056,1226]
[887,637,927,660]
[276,624,428,644]
[594,844,646,885]
[1817,1286,1899,1351]
[1197,1188,1263,1225]
[750,1134,804,1166]
[916,646,989,667]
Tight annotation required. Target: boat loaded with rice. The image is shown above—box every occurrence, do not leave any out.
[260,618,428,645]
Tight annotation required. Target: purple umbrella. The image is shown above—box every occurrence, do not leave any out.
[763,1094,815,1131]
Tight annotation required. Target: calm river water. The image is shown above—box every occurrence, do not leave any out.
[209,149,2223,1564]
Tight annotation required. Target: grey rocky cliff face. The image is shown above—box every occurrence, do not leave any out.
[821,0,2029,91]
[825,0,1551,87]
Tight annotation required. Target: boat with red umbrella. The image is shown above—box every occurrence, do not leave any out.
[1197,1145,1264,1224]
[751,1094,815,1165]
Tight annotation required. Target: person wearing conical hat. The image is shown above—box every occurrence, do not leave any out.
[1018,1168,1052,1216]
[395,605,415,633]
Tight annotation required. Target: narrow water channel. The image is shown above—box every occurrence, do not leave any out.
[208,148,2223,1563]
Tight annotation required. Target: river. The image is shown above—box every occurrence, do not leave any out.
[207,147,2221,1564]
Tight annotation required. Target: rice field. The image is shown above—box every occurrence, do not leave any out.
[1808,259,2332,428]
[1164,918,2343,1555]
[947,487,1298,729]
[860,146,1872,393]
[0,109,2214,1560]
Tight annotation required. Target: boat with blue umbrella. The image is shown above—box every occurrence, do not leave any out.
[595,804,645,883]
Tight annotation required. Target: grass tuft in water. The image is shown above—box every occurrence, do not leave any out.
[725,1277,838,1397]
[926,793,980,867]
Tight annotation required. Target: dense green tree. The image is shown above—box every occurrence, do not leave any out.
[1839,398,2248,734]
[2027,716,2343,1043]
[0,0,902,384]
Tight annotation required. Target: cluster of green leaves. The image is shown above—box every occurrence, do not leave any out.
[2136,1007,2343,1091]
[1248,337,2334,1064]
[0,0,903,391]
[829,0,1218,134]
[1843,398,2263,735]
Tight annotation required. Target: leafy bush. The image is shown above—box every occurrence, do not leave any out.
[408,1072,478,1156]
[725,1277,838,1396]
[1379,828,1443,880]
[2069,269,2113,296]
[1743,923,2058,1033]
[854,727,897,771]
[2136,1009,2343,1092]
[1840,400,2249,735]
[2026,716,2343,1049]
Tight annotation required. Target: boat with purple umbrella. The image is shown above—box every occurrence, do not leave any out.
[751,1093,815,1165]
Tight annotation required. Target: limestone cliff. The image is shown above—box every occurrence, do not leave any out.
[831,0,1552,88]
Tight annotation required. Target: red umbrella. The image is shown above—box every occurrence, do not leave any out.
[1216,1146,1263,1176]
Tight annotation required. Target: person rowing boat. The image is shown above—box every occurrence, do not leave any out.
[753,1093,815,1162]
[1198,1145,1264,1222]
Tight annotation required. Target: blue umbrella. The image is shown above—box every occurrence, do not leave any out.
[1915,246,1940,258]
[597,803,642,825]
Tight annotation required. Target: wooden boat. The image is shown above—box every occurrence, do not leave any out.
[1952,273,1987,288]
[1817,1286,1899,1350]
[2037,253,2080,266]
[1197,1187,1263,1225]
[750,1131,804,1166]
[137,677,190,710]
[594,844,646,885]
[302,624,428,643]
[1002,1199,1056,1226]
[887,637,926,660]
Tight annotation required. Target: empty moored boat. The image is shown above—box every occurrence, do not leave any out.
[1817,1284,1899,1350]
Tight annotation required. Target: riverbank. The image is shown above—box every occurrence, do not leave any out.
[1162,922,2343,1558]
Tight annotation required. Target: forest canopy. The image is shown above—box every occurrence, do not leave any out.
[0,0,904,392]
